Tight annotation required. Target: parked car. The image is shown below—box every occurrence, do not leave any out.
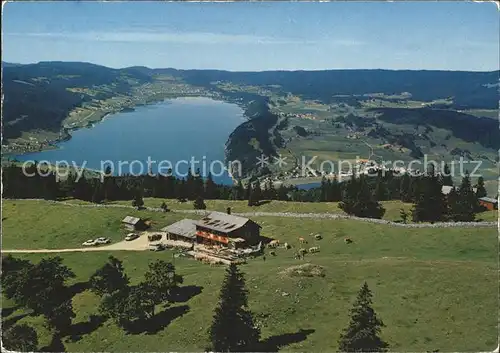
[125,233,139,241]
[82,239,97,246]
[95,237,111,245]
[149,243,165,252]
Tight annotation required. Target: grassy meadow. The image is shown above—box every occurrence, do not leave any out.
[62,197,498,222]
[1,199,498,351]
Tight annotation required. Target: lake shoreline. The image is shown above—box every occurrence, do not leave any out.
[9,97,246,185]
[5,92,248,158]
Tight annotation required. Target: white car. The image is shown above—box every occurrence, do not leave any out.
[82,239,97,246]
[125,233,139,241]
[95,237,111,245]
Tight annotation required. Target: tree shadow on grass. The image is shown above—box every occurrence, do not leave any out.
[259,328,315,352]
[1,305,21,319]
[66,314,107,343]
[169,285,203,303]
[125,304,190,335]
[2,312,32,330]
[66,281,90,299]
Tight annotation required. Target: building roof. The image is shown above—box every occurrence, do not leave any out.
[121,216,141,225]
[161,219,197,239]
[194,211,259,233]
[479,197,498,204]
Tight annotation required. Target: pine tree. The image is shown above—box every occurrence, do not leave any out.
[160,201,169,212]
[234,180,245,200]
[399,173,411,202]
[92,181,104,204]
[339,174,385,219]
[103,166,114,201]
[42,172,59,201]
[338,282,388,352]
[176,179,188,202]
[373,171,388,201]
[475,176,487,199]
[249,182,262,206]
[132,189,144,209]
[245,181,252,201]
[399,208,408,224]
[2,323,39,352]
[320,177,328,202]
[412,169,447,222]
[277,184,289,201]
[448,173,477,221]
[205,172,218,199]
[208,264,260,352]
[441,163,453,186]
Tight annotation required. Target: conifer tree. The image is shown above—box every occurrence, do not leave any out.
[338,282,388,352]
[441,163,453,186]
[277,184,289,201]
[194,195,207,210]
[249,182,262,206]
[205,172,218,199]
[448,173,477,221]
[132,188,144,209]
[42,172,59,201]
[208,264,260,352]
[412,168,447,222]
[245,180,252,201]
[266,179,277,200]
[2,323,38,352]
[320,177,328,202]
[234,179,245,200]
[339,174,385,219]
[399,208,409,224]
[373,170,388,201]
[92,181,104,204]
[399,173,411,202]
[175,179,188,202]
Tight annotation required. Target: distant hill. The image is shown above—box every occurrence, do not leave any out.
[165,68,499,109]
[2,61,152,139]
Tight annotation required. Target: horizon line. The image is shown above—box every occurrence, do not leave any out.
[2,60,499,74]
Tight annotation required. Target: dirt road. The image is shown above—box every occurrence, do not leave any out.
[2,236,151,254]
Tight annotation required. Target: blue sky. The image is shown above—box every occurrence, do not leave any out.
[3,1,499,71]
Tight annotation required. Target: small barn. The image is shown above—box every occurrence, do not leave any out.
[478,197,498,211]
[162,219,197,243]
[121,216,148,231]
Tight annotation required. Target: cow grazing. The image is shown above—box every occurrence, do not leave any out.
[308,246,320,253]
[299,237,307,244]
[344,237,353,244]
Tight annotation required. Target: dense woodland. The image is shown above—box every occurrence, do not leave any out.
[2,162,488,223]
